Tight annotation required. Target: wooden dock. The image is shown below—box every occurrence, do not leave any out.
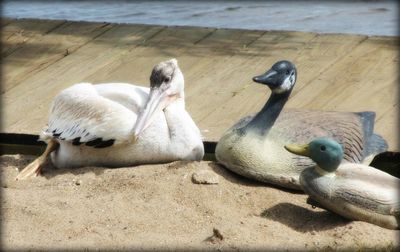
[2,18,399,150]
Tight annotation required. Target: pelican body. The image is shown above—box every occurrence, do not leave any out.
[285,138,399,230]
[215,60,387,190]
[17,59,204,179]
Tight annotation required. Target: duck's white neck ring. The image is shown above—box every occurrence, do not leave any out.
[315,166,335,177]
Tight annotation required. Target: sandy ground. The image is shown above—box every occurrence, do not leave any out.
[1,154,399,251]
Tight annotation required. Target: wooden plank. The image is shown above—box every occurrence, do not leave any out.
[190,28,264,54]
[290,33,367,96]
[182,30,315,99]
[84,25,215,85]
[2,21,114,93]
[2,19,66,57]
[1,17,14,27]
[177,29,268,120]
[1,18,65,35]
[376,105,399,150]
[1,19,398,151]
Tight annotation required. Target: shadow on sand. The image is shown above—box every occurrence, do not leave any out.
[260,202,351,232]
[207,161,303,195]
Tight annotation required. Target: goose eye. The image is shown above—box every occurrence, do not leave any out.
[286,70,290,75]
[164,76,171,82]
[320,145,326,151]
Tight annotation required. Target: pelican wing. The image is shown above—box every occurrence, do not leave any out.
[42,83,148,148]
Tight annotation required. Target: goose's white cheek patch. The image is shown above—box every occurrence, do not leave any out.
[274,76,293,94]
[289,74,295,86]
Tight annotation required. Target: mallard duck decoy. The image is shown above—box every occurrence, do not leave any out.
[285,137,399,230]
[16,59,204,180]
[215,60,388,190]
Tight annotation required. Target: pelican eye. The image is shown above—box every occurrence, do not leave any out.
[320,145,326,151]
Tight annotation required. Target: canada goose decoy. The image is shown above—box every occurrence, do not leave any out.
[16,59,204,180]
[215,60,387,190]
[285,138,399,230]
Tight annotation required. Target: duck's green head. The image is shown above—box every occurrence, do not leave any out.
[252,60,297,94]
[284,137,343,173]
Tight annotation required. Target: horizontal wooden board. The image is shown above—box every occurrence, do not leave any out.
[2,19,398,150]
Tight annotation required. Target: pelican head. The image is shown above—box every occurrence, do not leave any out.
[133,58,184,139]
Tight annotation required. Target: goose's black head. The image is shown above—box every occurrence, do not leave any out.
[253,60,297,94]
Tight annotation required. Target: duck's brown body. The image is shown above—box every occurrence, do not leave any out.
[300,163,399,229]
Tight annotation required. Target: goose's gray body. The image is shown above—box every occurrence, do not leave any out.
[215,60,387,190]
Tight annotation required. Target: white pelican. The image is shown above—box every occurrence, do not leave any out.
[17,59,204,180]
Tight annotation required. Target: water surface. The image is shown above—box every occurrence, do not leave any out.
[3,1,399,36]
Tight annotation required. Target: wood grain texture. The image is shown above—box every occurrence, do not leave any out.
[2,19,66,57]
[2,21,114,93]
[2,19,398,150]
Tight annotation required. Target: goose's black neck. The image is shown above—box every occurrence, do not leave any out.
[246,90,292,136]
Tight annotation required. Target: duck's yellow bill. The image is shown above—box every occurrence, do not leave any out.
[284,143,310,157]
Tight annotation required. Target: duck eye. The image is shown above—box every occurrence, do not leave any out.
[320,145,326,151]
[164,76,171,82]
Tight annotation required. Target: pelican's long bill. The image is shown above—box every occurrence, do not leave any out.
[284,143,311,157]
[133,85,175,140]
